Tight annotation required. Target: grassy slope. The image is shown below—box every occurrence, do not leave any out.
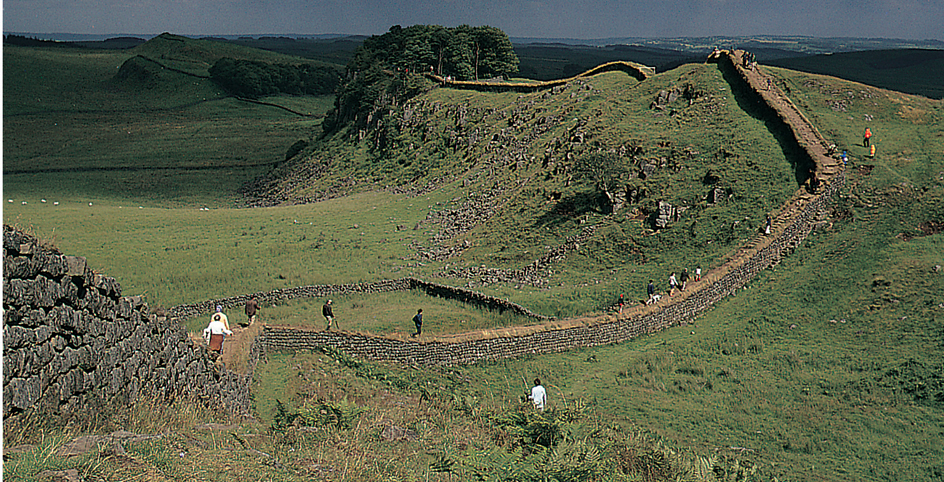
[4,36,943,481]
[3,39,331,207]
[253,63,798,316]
[451,70,944,480]
[768,49,944,100]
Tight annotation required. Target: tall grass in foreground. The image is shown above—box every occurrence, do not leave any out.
[4,349,762,481]
[253,349,764,481]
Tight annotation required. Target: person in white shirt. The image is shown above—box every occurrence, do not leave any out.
[204,310,233,353]
[529,378,547,411]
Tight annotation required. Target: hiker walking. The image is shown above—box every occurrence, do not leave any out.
[695,266,702,282]
[669,272,678,296]
[411,309,423,337]
[863,127,872,147]
[204,310,233,353]
[647,279,656,304]
[679,269,690,291]
[213,305,230,331]
[529,378,547,411]
[765,214,772,235]
[618,293,625,314]
[243,297,259,327]
[323,299,336,330]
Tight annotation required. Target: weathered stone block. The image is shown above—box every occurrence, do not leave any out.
[64,256,87,276]
[8,376,41,410]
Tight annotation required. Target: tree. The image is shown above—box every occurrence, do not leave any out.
[325,24,518,134]
[471,26,519,80]
[573,151,636,213]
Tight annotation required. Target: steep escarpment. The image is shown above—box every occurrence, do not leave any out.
[241,61,800,301]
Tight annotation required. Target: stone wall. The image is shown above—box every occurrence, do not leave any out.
[255,49,847,367]
[2,226,252,422]
[257,171,843,367]
[168,277,553,322]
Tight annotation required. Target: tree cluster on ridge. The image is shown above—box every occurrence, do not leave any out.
[323,25,519,133]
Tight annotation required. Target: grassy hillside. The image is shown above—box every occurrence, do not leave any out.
[768,48,944,99]
[3,35,333,207]
[6,60,800,321]
[3,35,944,481]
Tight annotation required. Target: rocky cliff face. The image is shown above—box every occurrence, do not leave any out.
[2,226,251,422]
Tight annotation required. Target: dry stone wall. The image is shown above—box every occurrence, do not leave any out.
[2,226,252,422]
[256,50,847,367]
[168,277,552,322]
[258,171,843,367]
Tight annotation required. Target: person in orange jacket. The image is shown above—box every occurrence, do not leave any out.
[864,127,872,147]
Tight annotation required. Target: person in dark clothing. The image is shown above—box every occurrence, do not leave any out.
[243,297,260,327]
[323,300,336,330]
[679,269,690,291]
[647,280,656,304]
[411,309,423,337]
[618,294,625,314]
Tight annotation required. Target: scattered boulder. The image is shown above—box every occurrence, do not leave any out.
[654,201,675,229]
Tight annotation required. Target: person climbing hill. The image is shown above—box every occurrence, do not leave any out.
[864,127,872,147]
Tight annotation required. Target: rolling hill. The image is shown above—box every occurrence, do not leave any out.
[3,33,943,481]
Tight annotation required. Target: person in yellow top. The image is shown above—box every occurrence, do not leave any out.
[213,305,230,331]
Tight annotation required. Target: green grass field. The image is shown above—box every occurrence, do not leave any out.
[4,35,943,481]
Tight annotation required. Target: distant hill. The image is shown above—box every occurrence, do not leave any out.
[768,48,944,99]
[513,43,699,79]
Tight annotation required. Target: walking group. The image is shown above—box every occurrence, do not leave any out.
[642,266,701,306]
[203,298,259,355]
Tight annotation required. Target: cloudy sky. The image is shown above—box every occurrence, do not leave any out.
[4,0,943,40]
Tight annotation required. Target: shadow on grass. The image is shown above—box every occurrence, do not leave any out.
[532,190,608,229]
[716,60,816,187]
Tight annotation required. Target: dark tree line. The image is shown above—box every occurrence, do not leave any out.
[354,24,519,81]
[323,24,519,133]
[208,58,341,99]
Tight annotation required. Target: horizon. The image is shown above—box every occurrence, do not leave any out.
[4,0,942,42]
[6,31,944,47]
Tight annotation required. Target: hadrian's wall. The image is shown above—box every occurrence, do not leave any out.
[3,50,847,424]
[255,50,847,366]
[2,226,253,422]
[257,171,843,366]
[168,277,553,322]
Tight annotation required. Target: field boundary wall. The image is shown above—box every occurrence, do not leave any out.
[424,60,654,92]
[168,278,553,322]
[2,226,256,422]
[255,50,847,366]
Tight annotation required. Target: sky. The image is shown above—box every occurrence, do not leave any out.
[3,0,943,40]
